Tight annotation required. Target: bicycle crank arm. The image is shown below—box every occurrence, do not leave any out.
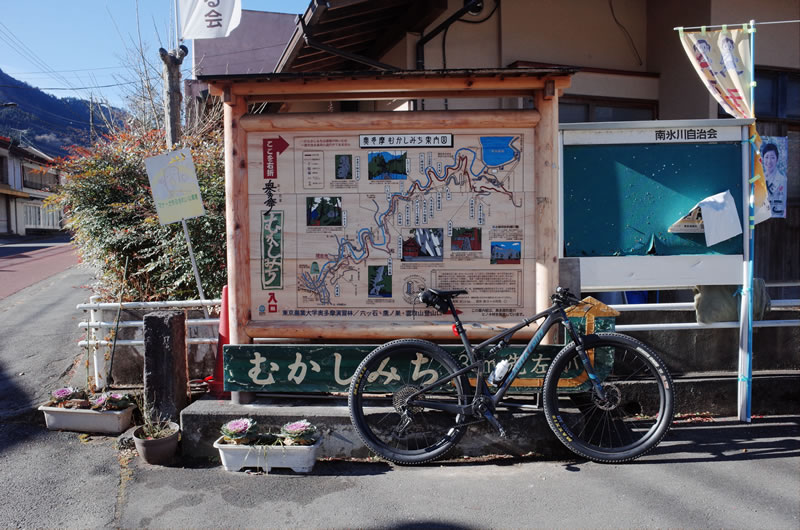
[483,409,507,437]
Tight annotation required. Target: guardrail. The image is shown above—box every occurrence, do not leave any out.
[77,293,798,389]
[77,297,799,347]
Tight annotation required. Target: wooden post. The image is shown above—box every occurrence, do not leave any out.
[223,93,254,404]
[159,45,188,148]
[534,88,560,342]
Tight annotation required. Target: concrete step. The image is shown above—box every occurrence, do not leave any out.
[179,373,799,460]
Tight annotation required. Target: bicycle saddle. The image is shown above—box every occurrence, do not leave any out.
[427,288,468,298]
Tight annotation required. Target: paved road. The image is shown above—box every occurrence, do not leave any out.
[0,247,798,528]
[1,414,797,528]
[0,233,78,299]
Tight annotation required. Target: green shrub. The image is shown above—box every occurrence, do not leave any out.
[48,128,226,301]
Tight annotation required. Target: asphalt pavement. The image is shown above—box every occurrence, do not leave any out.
[0,232,78,298]
[0,238,798,528]
[1,412,797,528]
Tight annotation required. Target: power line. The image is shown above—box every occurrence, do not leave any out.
[0,80,146,91]
[4,66,127,75]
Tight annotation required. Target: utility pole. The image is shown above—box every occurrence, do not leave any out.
[88,96,94,144]
[159,44,188,148]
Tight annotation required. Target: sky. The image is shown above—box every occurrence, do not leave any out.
[0,0,311,109]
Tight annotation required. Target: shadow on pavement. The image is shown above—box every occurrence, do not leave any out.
[384,519,481,530]
[639,415,800,464]
[0,360,39,454]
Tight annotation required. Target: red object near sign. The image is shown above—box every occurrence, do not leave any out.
[263,136,289,179]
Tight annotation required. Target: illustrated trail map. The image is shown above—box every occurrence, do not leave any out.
[248,130,535,323]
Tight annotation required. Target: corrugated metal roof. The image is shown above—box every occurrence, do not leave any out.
[274,0,448,73]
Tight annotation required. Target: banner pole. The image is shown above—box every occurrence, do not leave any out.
[737,20,757,422]
[182,218,210,319]
[746,20,757,420]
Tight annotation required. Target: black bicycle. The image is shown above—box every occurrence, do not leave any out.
[347,287,674,464]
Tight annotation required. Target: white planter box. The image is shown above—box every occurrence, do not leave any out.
[39,404,135,434]
[213,436,321,473]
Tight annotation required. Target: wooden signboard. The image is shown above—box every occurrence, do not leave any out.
[224,343,562,393]
[244,112,541,333]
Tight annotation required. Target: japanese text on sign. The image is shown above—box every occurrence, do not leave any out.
[359,134,454,148]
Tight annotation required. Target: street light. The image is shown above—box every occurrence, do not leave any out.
[0,102,17,108]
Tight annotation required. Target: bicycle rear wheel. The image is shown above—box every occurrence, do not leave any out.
[542,332,674,463]
[348,339,470,465]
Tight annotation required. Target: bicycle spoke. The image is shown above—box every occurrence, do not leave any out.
[543,333,674,462]
[348,340,469,464]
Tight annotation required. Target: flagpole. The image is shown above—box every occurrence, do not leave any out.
[175,0,181,44]
[746,19,756,421]
[737,20,757,422]
[674,19,800,31]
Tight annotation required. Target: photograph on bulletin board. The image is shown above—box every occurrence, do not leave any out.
[761,136,788,219]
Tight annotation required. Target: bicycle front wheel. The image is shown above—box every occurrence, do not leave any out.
[542,333,674,463]
[348,339,470,465]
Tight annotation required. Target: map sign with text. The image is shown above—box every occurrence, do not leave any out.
[248,130,535,323]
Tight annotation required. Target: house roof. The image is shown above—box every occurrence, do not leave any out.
[0,136,53,165]
[274,0,448,73]
[198,67,577,102]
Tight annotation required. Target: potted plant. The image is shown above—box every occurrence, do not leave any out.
[38,387,136,434]
[213,418,322,473]
[131,398,180,465]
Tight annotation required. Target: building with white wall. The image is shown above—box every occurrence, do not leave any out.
[0,136,61,236]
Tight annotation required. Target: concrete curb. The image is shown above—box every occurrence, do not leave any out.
[180,373,799,461]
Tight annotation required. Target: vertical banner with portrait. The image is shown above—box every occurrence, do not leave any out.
[761,136,788,218]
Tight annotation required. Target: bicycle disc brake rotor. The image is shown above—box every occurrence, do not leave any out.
[593,383,622,411]
[393,385,423,414]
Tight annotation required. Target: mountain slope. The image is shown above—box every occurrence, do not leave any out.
[0,68,122,158]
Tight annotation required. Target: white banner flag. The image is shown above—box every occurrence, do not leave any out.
[179,0,242,40]
[678,26,754,119]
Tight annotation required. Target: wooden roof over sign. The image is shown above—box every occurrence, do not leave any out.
[200,67,577,103]
[274,0,449,73]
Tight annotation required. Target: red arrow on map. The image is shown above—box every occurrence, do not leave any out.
[263,136,289,179]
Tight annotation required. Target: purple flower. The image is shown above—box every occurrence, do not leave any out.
[283,419,313,435]
[51,387,74,401]
[108,393,123,400]
[226,419,252,433]
[220,418,256,439]
[92,395,107,406]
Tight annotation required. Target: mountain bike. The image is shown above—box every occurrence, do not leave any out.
[347,287,674,464]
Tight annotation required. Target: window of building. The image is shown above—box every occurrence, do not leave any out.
[0,155,7,185]
[752,68,800,121]
[24,204,41,227]
[557,96,657,123]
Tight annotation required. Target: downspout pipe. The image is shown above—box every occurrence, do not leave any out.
[415,0,484,70]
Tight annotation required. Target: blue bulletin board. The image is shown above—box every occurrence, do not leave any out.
[563,142,743,256]
[559,120,751,290]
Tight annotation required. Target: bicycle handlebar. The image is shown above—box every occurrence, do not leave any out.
[550,286,582,307]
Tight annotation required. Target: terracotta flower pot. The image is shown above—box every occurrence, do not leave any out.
[133,422,180,465]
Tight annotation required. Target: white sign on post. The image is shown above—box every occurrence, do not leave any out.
[144,148,205,225]
[145,148,210,318]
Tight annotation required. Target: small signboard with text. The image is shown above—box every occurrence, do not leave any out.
[144,148,205,225]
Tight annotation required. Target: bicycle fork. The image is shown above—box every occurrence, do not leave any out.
[561,317,608,402]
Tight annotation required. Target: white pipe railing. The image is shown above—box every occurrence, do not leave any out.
[77,299,222,389]
[77,295,797,389]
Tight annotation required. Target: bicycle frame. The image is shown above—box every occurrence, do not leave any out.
[406,299,607,416]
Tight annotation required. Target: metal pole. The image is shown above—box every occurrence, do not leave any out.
[182,218,210,319]
[674,19,800,31]
[737,20,757,422]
